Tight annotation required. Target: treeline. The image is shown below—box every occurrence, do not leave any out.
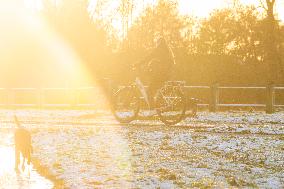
[42,0,284,86]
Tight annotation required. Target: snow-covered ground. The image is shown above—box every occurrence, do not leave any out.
[0,110,283,188]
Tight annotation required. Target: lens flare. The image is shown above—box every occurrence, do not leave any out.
[0,0,109,109]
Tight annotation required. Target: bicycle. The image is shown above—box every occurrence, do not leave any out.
[111,65,189,125]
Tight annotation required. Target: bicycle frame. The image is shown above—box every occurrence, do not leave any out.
[134,77,150,108]
[133,79,185,110]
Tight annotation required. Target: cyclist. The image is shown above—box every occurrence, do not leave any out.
[135,36,176,109]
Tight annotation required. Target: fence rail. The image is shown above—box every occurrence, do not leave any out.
[0,87,102,109]
[186,84,283,113]
[0,84,283,113]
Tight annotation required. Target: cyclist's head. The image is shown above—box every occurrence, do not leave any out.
[14,115,21,128]
[157,37,166,46]
[154,32,161,43]
[154,33,166,48]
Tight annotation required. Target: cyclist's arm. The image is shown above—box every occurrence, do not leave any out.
[135,48,158,67]
[168,46,176,65]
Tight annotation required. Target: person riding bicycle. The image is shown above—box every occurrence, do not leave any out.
[134,36,176,109]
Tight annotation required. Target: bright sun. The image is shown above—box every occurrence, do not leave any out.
[0,0,97,88]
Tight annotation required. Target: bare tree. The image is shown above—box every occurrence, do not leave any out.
[119,0,134,41]
[258,0,283,83]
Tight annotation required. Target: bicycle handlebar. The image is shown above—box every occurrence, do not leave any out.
[132,61,148,73]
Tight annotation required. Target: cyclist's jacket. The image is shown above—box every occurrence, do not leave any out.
[141,40,175,77]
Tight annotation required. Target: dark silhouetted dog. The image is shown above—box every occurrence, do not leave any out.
[14,115,33,172]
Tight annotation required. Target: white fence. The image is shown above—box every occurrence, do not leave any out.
[184,84,284,113]
[0,84,283,113]
[0,87,107,109]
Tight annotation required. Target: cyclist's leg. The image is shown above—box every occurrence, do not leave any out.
[148,77,167,109]
[148,83,158,109]
[147,60,170,109]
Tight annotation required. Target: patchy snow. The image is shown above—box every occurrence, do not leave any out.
[0,110,283,188]
[183,112,284,135]
[187,111,284,125]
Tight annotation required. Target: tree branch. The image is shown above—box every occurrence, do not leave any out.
[272,0,276,4]
[266,0,276,7]
[258,0,268,11]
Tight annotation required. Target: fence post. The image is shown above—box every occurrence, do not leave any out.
[5,88,9,109]
[41,89,45,108]
[37,88,42,109]
[102,78,112,98]
[209,83,219,112]
[8,89,15,109]
[266,84,275,114]
[68,88,75,108]
[74,88,78,108]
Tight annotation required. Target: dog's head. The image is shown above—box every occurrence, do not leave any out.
[14,115,22,128]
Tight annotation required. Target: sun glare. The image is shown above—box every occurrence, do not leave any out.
[0,0,110,108]
[0,0,95,87]
[24,0,42,10]
[0,147,14,173]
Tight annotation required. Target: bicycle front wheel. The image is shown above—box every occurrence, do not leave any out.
[155,86,186,125]
[112,87,140,124]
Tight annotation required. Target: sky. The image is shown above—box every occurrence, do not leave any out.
[88,0,284,37]
[24,0,284,34]
[178,0,284,20]
[24,0,284,21]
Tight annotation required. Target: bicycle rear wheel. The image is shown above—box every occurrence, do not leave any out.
[186,98,198,117]
[112,87,140,124]
[155,86,186,125]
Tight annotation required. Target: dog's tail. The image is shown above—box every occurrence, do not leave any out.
[14,115,21,128]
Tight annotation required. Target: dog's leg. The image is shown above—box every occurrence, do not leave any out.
[14,148,20,172]
[22,154,26,172]
[27,151,31,178]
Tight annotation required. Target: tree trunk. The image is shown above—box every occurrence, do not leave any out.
[264,0,283,83]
